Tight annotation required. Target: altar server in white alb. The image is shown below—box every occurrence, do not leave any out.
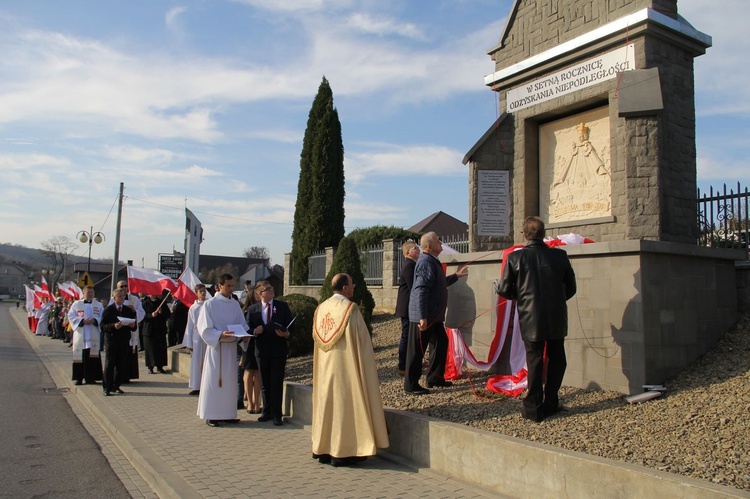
[196,274,250,427]
[182,283,209,396]
[68,285,104,385]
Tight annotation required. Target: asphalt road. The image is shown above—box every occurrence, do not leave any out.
[0,303,130,498]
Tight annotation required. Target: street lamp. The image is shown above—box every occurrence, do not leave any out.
[77,226,106,275]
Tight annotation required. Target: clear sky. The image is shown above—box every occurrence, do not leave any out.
[0,0,746,270]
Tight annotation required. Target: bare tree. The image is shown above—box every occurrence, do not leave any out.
[199,263,241,286]
[40,236,77,286]
[243,246,270,260]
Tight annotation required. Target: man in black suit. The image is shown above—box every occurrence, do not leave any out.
[100,288,138,396]
[246,281,293,426]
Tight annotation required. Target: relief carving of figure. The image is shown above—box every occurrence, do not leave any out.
[550,122,611,221]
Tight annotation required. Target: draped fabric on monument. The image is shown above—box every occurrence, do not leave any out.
[445,235,593,397]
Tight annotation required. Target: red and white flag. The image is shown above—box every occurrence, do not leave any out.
[32,285,44,308]
[173,267,202,308]
[127,266,177,296]
[70,282,83,300]
[40,276,54,300]
[58,282,75,299]
[24,285,35,311]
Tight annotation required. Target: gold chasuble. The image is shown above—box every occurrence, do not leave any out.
[312,295,389,458]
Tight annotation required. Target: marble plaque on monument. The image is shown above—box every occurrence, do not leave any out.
[477,170,509,236]
[539,106,611,224]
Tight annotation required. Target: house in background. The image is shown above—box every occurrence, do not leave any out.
[0,262,33,298]
[198,254,284,296]
[408,211,469,240]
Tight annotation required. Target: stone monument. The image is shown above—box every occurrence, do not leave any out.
[452,1,746,394]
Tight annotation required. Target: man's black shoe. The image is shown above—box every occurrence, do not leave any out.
[114,388,125,394]
[157,368,168,374]
[405,386,430,395]
[273,417,283,426]
[206,420,220,427]
[74,380,83,386]
[427,380,453,388]
[520,407,544,423]
[331,456,367,467]
[257,415,272,422]
[188,390,200,396]
[104,390,111,396]
[543,405,569,418]
[224,419,241,424]
[313,453,331,464]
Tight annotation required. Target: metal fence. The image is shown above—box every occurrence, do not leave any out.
[307,250,326,285]
[697,183,750,250]
[441,233,469,254]
[359,244,383,286]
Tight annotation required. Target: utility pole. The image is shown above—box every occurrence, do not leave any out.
[111,182,124,293]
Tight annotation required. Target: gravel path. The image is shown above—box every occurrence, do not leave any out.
[286,312,750,492]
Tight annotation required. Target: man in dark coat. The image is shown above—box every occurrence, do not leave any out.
[246,280,294,426]
[394,241,420,376]
[141,292,171,374]
[100,288,138,395]
[497,216,577,422]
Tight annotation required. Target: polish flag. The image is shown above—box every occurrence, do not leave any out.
[32,285,44,308]
[70,282,83,300]
[24,285,35,311]
[57,282,73,298]
[173,267,202,308]
[127,266,177,296]
[40,276,54,300]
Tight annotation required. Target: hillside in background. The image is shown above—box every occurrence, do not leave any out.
[0,242,95,269]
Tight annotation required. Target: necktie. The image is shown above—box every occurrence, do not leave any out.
[265,303,271,324]
[117,306,122,313]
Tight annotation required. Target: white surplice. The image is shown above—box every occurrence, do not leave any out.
[196,294,248,420]
[182,299,207,390]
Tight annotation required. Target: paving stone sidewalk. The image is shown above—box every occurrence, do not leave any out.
[10,307,499,498]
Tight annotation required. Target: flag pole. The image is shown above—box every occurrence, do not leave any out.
[111,182,124,294]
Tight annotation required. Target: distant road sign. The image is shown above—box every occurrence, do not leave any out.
[159,254,184,280]
[77,272,93,287]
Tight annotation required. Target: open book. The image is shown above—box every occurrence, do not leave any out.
[273,314,297,333]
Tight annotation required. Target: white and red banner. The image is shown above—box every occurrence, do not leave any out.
[173,267,202,308]
[40,276,54,300]
[127,266,177,296]
[445,234,593,397]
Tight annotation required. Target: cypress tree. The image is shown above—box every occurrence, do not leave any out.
[320,236,375,333]
[290,76,345,284]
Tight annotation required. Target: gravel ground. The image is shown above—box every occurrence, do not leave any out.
[286,312,750,492]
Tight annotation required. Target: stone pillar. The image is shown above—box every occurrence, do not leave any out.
[383,239,397,286]
[324,246,335,276]
[284,253,291,291]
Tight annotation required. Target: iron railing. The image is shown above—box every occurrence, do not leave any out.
[697,183,750,250]
[359,244,383,286]
[307,250,326,285]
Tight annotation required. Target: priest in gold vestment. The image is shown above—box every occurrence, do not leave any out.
[311,274,389,467]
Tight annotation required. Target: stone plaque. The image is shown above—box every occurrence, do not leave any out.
[477,170,510,236]
[540,107,611,223]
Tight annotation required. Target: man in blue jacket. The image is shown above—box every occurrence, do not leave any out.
[498,216,577,422]
[404,232,467,395]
